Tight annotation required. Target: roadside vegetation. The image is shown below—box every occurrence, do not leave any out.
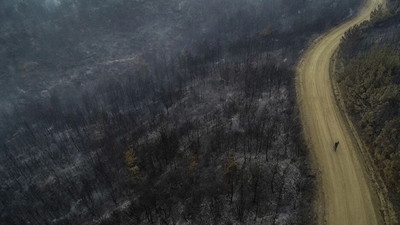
[337,0,400,215]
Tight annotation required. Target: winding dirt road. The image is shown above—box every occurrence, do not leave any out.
[296,0,385,224]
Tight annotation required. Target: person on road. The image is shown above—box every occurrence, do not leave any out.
[334,141,339,151]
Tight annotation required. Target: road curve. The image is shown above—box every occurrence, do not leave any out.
[296,0,385,224]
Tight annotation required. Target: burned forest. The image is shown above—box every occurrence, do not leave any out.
[0,0,363,224]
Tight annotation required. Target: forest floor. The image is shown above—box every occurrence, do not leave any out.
[296,0,386,224]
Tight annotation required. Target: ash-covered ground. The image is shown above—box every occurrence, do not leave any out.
[0,0,361,224]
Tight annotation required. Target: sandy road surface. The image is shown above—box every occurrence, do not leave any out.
[296,0,385,224]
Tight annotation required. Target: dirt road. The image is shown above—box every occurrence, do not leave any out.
[296,0,385,224]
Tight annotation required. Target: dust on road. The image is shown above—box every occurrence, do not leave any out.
[296,0,385,224]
